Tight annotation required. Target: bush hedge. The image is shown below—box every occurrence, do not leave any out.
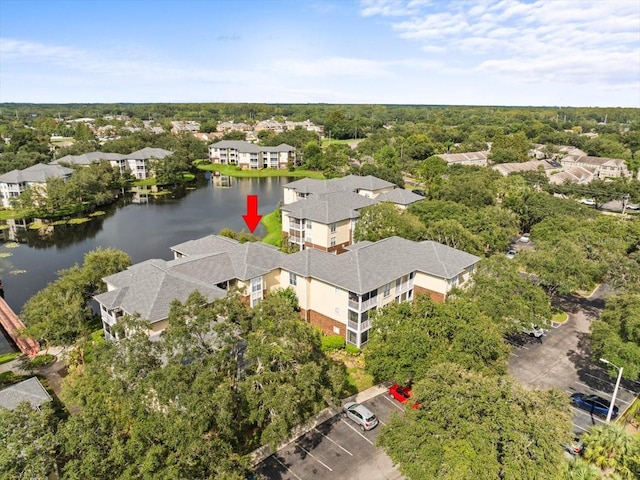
[321,335,345,352]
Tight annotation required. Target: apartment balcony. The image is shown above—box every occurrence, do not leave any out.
[348,319,371,332]
[348,296,378,311]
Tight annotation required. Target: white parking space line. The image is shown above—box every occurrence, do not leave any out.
[378,418,387,426]
[272,455,303,480]
[295,443,333,472]
[574,382,629,405]
[581,372,637,399]
[510,352,519,357]
[383,395,405,411]
[573,424,589,432]
[313,428,353,456]
[340,418,374,445]
[571,407,607,425]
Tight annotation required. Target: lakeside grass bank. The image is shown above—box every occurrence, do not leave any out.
[261,209,282,247]
[197,164,325,179]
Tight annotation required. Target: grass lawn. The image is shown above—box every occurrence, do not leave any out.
[0,351,19,365]
[321,138,358,148]
[346,366,374,393]
[261,209,282,246]
[131,172,195,187]
[551,310,569,323]
[197,164,325,179]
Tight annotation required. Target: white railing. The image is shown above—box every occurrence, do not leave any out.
[348,297,378,312]
[347,319,371,332]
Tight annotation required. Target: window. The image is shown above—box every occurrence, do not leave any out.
[289,272,297,286]
[384,282,391,297]
[409,272,415,280]
[251,277,262,293]
[333,326,340,334]
[348,330,357,345]
[330,222,337,233]
[330,237,336,247]
[360,330,369,345]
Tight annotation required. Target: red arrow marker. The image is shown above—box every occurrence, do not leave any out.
[242,195,262,233]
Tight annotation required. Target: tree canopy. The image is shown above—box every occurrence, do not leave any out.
[377,363,573,480]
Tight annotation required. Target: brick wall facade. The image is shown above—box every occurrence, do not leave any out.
[414,285,445,303]
[304,240,351,254]
[300,308,344,336]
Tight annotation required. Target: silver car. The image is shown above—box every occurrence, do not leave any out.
[343,402,379,431]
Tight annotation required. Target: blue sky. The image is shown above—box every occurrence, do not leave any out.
[1,0,639,106]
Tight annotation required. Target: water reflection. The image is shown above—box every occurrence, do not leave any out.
[0,173,289,353]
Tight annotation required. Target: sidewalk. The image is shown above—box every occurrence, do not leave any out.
[0,347,67,398]
[250,383,387,466]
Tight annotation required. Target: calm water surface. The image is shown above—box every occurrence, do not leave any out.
[0,174,289,353]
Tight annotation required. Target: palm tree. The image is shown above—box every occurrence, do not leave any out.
[563,458,601,480]
[582,423,640,479]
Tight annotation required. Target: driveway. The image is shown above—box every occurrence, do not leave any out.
[254,391,404,480]
[508,288,639,434]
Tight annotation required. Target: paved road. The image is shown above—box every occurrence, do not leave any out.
[255,391,404,480]
[509,286,639,434]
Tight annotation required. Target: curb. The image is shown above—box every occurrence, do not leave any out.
[250,383,387,466]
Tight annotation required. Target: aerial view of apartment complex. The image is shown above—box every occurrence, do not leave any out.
[95,175,478,348]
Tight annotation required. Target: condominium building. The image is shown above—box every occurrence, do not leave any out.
[208,140,296,170]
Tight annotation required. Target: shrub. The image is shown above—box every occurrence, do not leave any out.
[28,353,55,368]
[321,335,345,352]
[346,344,361,356]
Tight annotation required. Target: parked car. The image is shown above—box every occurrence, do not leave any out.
[522,324,545,338]
[343,402,379,431]
[389,384,421,409]
[561,436,584,456]
[506,249,517,259]
[580,199,596,206]
[627,204,639,210]
[389,384,412,403]
[411,189,426,197]
[571,393,618,418]
[518,234,530,243]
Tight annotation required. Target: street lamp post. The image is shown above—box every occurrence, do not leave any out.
[600,358,623,422]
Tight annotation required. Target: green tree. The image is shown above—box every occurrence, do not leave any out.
[591,294,640,380]
[241,293,344,448]
[365,297,509,383]
[562,458,602,480]
[581,423,640,479]
[416,155,447,191]
[354,203,427,243]
[520,239,601,295]
[73,122,95,142]
[458,257,552,335]
[377,363,572,480]
[0,402,60,480]
[21,248,130,356]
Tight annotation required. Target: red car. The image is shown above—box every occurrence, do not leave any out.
[389,384,421,409]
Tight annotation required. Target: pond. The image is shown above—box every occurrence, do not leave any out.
[0,174,289,353]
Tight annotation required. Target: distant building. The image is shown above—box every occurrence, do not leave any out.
[0,164,74,208]
[549,166,595,185]
[560,155,631,180]
[281,175,422,252]
[52,147,173,180]
[435,151,490,167]
[208,140,296,170]
[171,121,200,134]
[492,160,560,176]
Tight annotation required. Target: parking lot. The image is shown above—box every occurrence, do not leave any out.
[508,299,639,434]
[255,391,404,480]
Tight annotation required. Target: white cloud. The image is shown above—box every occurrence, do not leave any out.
[362,0,640,95]
[360,0,419,17]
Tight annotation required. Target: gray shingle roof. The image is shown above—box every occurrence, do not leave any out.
[96,259,227,322]
[51,151,127,165]
[280,236,479,294]
[0,377,52,411]
[170,235,285,280]
[0,164,74,184]
[282,191,376,223]
[375,189,424,205]
[285,175,395,195]
[127,147,173,159]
